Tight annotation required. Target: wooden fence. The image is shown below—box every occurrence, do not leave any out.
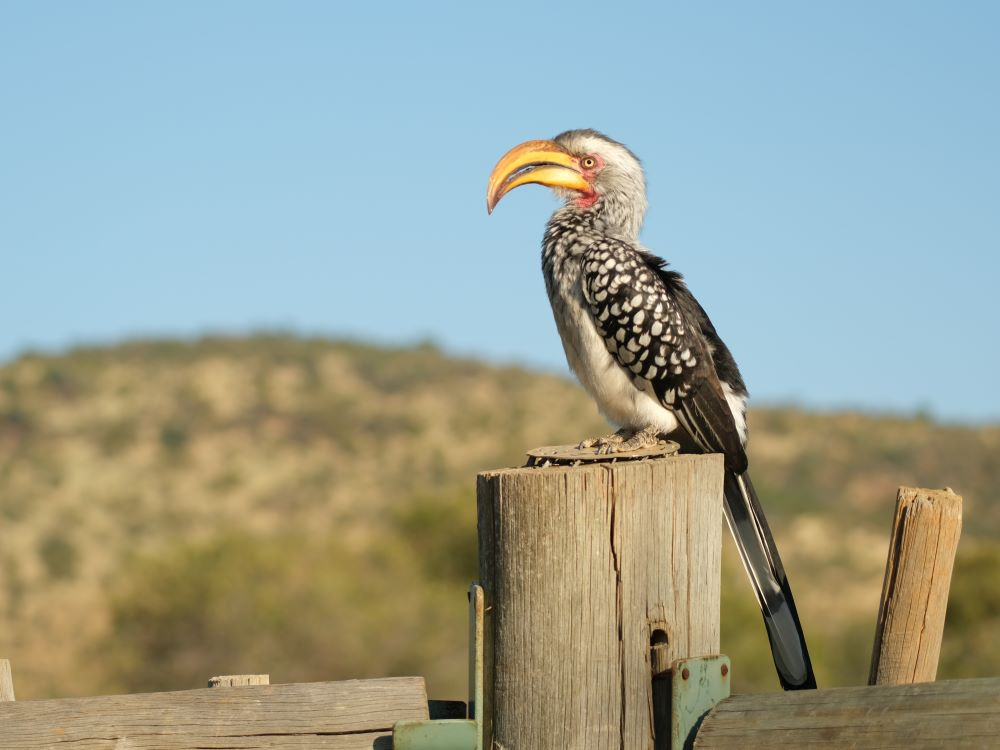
[1,451,996,749]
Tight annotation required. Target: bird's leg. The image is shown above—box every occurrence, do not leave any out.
[577,427,631,451]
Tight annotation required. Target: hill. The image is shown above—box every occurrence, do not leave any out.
[0,335,998,699]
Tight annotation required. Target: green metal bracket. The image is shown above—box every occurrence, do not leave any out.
[671,655,731,750]
[393,583,483,750]
[393,718,478,750]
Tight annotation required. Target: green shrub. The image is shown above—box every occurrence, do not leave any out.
[38,531,79,580]
[392,487,477,584]
[159,422,190,454]
[940,542,1000,678]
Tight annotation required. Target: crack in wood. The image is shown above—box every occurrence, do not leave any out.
[607,466,627,750]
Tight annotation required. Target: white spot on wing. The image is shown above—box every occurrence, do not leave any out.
[722,381,748,446]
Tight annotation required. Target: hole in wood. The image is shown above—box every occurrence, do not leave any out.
[650,628,671,750]
[650,628,670,677]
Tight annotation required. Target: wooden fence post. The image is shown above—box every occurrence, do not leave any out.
[207,674,270,687]
[1,659,14,702]
[478,453,724,749]
[869,486,963,686]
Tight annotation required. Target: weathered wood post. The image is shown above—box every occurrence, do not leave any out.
[868,486,963,685]
[0,659,14,702]
[477,451,723,749]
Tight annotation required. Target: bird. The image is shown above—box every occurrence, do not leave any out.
[486,129,816,691]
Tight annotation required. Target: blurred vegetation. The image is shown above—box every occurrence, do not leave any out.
[0,334,997,700]
[37,530,78,580]
[101,531,463,694]
[942,543,1000,679]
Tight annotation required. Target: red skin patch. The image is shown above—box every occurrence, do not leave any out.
[575,153,604,209]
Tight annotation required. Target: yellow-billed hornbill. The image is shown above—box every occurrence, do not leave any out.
[487,129,816,691]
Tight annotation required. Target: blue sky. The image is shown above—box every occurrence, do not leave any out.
[1,2,997,421]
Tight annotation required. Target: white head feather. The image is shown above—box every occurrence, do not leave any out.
[554,129,648,239]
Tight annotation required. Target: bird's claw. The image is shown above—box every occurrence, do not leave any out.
[577,429,628,452]
[596,441,622,455]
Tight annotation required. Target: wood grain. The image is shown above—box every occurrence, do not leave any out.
[0,676,426,749]
[478,454,724,750]
[1,659,14,701]
[869,486,963,685]
[695,677,1000,749]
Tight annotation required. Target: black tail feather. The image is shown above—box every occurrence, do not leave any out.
[723,471,817,690]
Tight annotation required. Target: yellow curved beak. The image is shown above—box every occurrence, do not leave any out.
[486,139,592,213]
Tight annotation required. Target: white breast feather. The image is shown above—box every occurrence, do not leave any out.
[553,290,679,435]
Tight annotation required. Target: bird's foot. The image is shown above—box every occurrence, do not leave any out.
[611,425,664,453]
[577,427,630,453]
[578,426,664,455]
[598,427,672,453]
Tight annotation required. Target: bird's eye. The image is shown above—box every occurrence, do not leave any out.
[581,156,597,169]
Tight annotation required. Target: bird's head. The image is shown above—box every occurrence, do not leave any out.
[487,129,647,238]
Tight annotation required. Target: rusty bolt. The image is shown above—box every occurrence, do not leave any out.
[721,664,729,677]
[681,667,690,680]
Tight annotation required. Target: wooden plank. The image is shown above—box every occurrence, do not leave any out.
[869,486,963,685]
[208,674,270,687]
[0,676,426,749]
[0,659,13,701]
[695,677,1000,749]
[478,453,724,750]
[7,734,396,749]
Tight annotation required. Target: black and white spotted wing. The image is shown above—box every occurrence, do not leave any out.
[580,238,748,472]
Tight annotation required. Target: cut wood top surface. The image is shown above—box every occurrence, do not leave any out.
[524,441,680,466]
[484,449,720,478]
[207,673,270,687]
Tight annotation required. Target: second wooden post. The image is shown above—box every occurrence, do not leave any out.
[477,453,723,750]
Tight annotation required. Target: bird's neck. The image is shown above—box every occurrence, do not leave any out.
[550,190,644,244]
[544,199,640,255]
[594,190,645,240]
[544,209,602,264]
[541,204,636,301]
